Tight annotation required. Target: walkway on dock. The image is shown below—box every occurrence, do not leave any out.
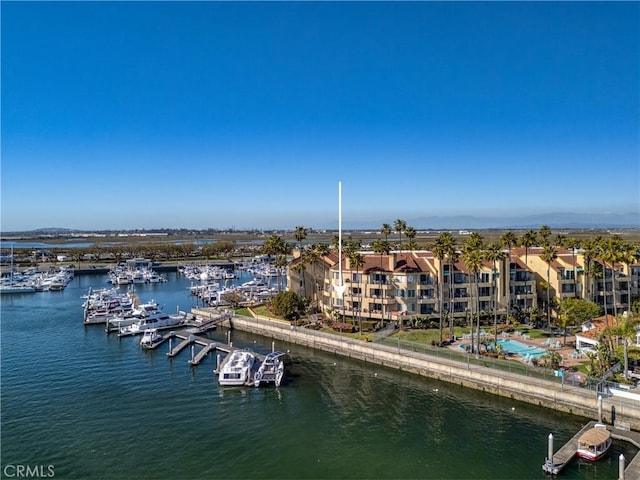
[543,421,596,475]
[543,421,640,477]
[190,308,232,333]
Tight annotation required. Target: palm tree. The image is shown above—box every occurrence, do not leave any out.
[349,251,365,333]
[607,314,640,381]
[313,243,330,307]
[394,219,407,252]
[565,237,581,298]
[305,246,320,307]
[520,230,537,267]
[554,234,567,248]
[500,231,518,322]
[581,237,602,303]
[484,242,506,345]
[372,239,391,321]
[431,239,447,345]
[262,234,289,261]
[294,226,308,254]
[274,254,288,292]
[602,236,624,318]
[462,236,484,358]
[404,226,417,251]
[380,224,392,244]
[595,238,612,319]
[292,261,307,297]
[540,244,558,326]
[620,242,639,313]
[539,225,552,246]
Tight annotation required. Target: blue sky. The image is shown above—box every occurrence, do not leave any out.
[2,1,638,231]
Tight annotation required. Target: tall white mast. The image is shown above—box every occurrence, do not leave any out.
[338,180,342,285]
[333,181,347,298]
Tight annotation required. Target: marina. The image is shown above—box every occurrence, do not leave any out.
[2,270,638,479]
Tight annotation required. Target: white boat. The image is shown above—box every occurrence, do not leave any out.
[0,283,37,294]
[217,350,255,386]
[576,423,612,461]
[140,329,164,349]
[119,311,187,336]
[253,352,285,387]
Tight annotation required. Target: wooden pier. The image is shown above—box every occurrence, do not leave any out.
[543,420,640,477]
[543,421,596,475]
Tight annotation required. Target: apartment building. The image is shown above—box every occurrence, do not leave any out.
[287,245,638,324]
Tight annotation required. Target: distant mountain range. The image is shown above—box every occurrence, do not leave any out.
[3,212,639,234]
[342,212,640,230]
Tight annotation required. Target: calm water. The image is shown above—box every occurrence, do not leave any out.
[1,272,636,479]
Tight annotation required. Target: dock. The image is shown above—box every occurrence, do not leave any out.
[543,421,596,474]
[543,420,640,476]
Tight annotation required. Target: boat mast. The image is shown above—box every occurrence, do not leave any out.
[333,182,347,305]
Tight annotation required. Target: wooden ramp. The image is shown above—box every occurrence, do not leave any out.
[542,421,596,475]
[191,308,232,333]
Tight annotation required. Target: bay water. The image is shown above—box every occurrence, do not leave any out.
[1,272,636,479]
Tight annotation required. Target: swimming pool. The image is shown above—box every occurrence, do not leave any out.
[495,339,547,357]
[459,338,548,358]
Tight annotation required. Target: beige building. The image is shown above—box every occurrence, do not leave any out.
[287,243,639,325]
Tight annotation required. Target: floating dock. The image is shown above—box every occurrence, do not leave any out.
[543,420,640,476]
[543,421,597,475]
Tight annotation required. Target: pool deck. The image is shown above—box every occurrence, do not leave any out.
[448,332,585,368]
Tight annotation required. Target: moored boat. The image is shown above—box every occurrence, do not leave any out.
[119,311,188,336]
[576,423,611,461]
[217,350,255,386]
[253,351,285,387]
[140,329,164,349]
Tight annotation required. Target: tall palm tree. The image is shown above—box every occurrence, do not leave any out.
[520,230,537,267]
[431,239,447,344]
[500,231,518,322]
[274,254,288,292]
[349,251,365,333]
[380,224,392,244]
[404,226,417,251]
[372,239,391,321]
[602,236,624,318]
[620,242,639,313]
[539,225,552,246]
[581,237,602,303]
[484,242,506,345]
[394,219,407,252]
[540,244,558,326]
[313,243,330,307]
[292,261,307,297]
[595,238,612,319]
[462,236,484,358]
[565,237,581,298]
[553,235,566,250]
[437,232,459,339]
[294,226,308,254]
[304,246,320,306]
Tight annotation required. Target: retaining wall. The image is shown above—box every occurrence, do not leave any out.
[221,312,640,430]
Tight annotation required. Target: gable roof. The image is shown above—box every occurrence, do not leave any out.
[576,314,617,340]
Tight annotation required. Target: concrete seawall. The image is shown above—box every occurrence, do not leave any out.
[216,311,640,430]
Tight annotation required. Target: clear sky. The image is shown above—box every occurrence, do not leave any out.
[1,1,639,232]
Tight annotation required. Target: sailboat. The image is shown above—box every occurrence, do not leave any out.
[0,245,36,294]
